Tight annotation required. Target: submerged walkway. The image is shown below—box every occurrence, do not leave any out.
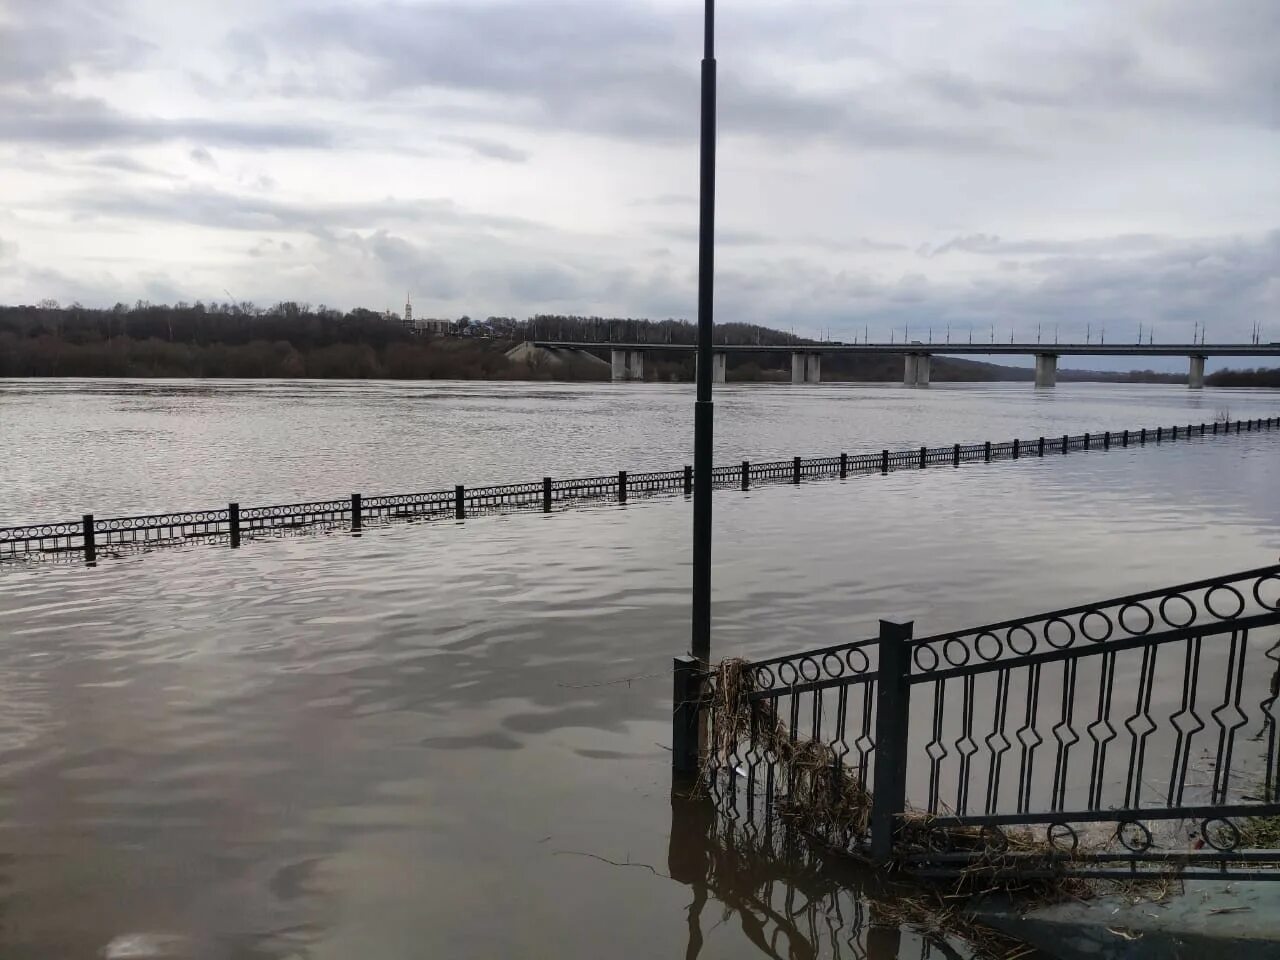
[2,416,1276,566]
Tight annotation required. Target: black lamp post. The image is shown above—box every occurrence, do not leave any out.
[691,0,716,666]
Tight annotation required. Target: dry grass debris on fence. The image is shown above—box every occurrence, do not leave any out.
[706,658,874,839]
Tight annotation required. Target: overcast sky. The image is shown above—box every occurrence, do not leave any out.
[1,0,1277,363]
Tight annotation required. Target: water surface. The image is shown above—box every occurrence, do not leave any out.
[1,380,1278,958]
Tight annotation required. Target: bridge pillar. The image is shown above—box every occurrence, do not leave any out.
[1188,355,1205,389]
[1035,353,1058,389]
[713,352,727,383]
[915,354,931,387]
[903,354,918,386]
[792,353,821,383]
[611,349,644,381]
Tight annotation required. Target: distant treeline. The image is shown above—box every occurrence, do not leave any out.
[1205,367,1280,388]
[1,302,1275,385]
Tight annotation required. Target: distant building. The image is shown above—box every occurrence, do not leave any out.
[414,317,452,335]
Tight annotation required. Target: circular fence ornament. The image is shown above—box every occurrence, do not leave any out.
[1204,584,1246,621]
[1080,609,1114,643]
[1047,822,1079,854]
[1044,617,1076,650]
[1254,573,1280,612]
[1116,820,1153,853]
[1200,818,1242,853]
[913,644,940,673]
[1007,624,1037,656]
[943,638,971,667]
[975,632,1003,662]
[1159,593,1197,629]
[822,652,846,680]
[845,647,870,675]
[1119,602,1155,636]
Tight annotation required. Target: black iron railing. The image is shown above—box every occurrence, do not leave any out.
[689,563,1280,880]
[3,416,1276,565]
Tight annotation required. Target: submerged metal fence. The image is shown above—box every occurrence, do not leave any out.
[689,563,1280,881]
[3,416,1276,565]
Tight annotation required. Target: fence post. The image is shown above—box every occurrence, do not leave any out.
[455,485,465,520]
[1062,433,1068,453]
[1104,431,1110,450]
[229,502,241,547]
[1038,436,1045,457]
[672,655,701,776]
[1140,428,1146,445]
[1213,421,1218,435]
[793,456,802,484]
[1122,429,1129,446]
[953,443,960,467]
[1084,432,1090,450]
[919,446,927,469]
[984,440,991,463]
[870,619,913,861]
[1201,422,1206,436]
[1171,425,1177,441]
[350,494,361,533]
[742,460,750,491]
[881,449,889,474]
[543,477,552,513]
[1012,438,1019,459]
[840,452,848,480]
[684,465,693,496]
[618,471,627,503]
[82,513,96,565]
[1156,426,1162,443]
[1236,420,1241,434]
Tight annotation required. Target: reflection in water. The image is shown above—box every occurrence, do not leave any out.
[668,791,974,960]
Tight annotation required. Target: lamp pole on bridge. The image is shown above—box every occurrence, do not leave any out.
[691,0,717,666]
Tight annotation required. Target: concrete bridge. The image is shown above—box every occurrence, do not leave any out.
[534,341,1280,388]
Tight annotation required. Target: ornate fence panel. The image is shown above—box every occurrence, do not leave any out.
[692,564,1280,881]
[3,417,1276,565]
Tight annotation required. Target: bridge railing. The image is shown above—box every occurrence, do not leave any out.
[2,416,1275,566]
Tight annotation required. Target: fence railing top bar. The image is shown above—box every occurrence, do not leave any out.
[746,670,879,700]
[240,498,351,514]
[908,561,1280,648]
[0,519,84,536]
[745,634,880,671]
[364,489,454,503]
[912,608,1280,684]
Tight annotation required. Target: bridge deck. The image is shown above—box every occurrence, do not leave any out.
[533,340,1280,357]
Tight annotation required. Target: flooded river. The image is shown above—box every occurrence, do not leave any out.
[1,379,1279,957]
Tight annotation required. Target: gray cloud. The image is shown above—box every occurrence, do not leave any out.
[918,234,1176,259]
[440,135,529,163]
[0,1,154,90]
[189,146,217,168]
[59,184,538,235]
[0,92,334,149]
[914,0,1279,129]
[240,1,1011,151]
